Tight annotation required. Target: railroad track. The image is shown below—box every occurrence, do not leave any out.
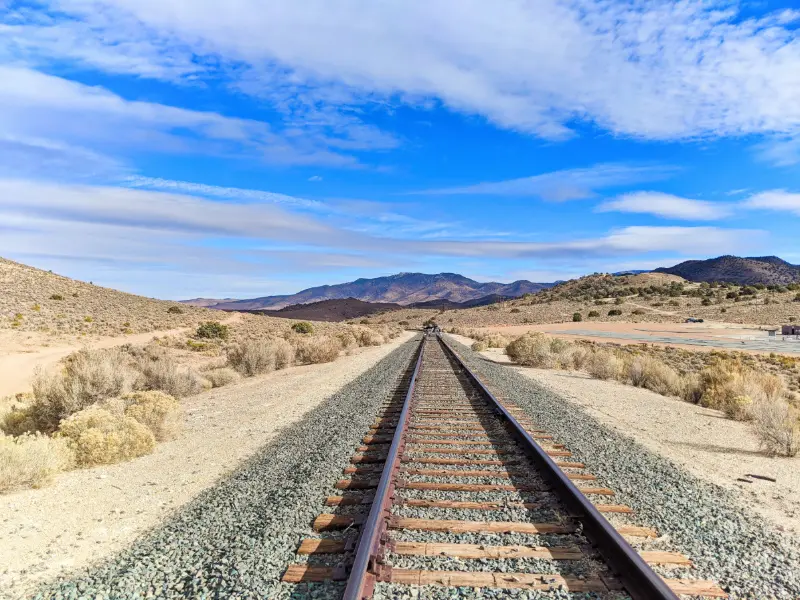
[283,334,728,599]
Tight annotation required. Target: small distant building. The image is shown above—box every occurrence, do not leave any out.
[767,329,777,337]
[782,325,800,335]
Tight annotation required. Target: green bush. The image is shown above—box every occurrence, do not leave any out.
[167,306,184,314]
[572,312,582,322]
[608,309,622,316]
[196,321,229,340]
[587,310,600,318]
[291,321,314,334]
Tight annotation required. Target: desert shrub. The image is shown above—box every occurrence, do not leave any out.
[0,433,74,492]
[698,361,784,420]
[294,336,340,364]
[607,309,622,316]
[750,399,800,456]
[132,349,207,398]
[291,321,314,334]
[510,308,521,313]
[57,407,155,467]
[680,373,704,404]
[84,316,93,323]
[1,406,38,436]
[167,306,184,314]
[570,347,591,370]
[196,321,229,340]
[588,310,600,318]
[484,333,510,348]
[226,340,294,376]
[29,348,135,432]
[398,320,409,326]
[49,294,64,301]
[626,357,682,396]
[506,334,555,368]
[572,312,582,322]
[587,350,622,380]
[354,328,385,346]
[115,391,181,442]
[614,297,624,305]
[471,341,488,352]
[632,309,645,315]
[204,367,241,388]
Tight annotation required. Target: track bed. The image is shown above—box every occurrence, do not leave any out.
[283,335,727,599]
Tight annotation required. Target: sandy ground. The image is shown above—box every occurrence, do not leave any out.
[0,331,414,599]
[478,321,800,356]
[0,315,243,399]
[464,342,800,536]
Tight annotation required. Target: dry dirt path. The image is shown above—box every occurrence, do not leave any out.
[0,331,414,599]
[0,314,242,398]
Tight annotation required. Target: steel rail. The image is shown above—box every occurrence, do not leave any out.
[341,334,427,600]
[437,333,681,600]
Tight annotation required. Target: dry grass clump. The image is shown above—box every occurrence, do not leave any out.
[29,348,136,433]
[626,356,682,397]
[114,391,182,442]
[204,367,241,388]
[586,350,622,380]
[697,361,785,420]
[750,399,800,457]
[0,433,74,492]
[57,407,155,467]
[130,348,207,398]
[294,335,341,365]
[226,339,295,376]
[506,333,576,369]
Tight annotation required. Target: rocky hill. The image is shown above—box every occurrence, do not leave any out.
[656,256,800,285]
[188,273,553,310]
[250,298,402,322]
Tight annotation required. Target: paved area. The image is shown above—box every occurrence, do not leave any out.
[544,329,800,355]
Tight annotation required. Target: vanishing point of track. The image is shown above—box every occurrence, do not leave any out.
[283,334,728,599]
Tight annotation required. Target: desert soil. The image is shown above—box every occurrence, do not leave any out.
[462,342,800,536]
[0,315,243,399]
[0,331,414,599]
[478,321,800,355]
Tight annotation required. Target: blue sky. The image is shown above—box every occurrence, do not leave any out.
[1,1,800,299]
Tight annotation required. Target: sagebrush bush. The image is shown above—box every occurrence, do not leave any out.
[0,433,74,492]
[626,356,682,397]
[132,349,207,398]
[30,348,135,432]
[750,399,800,456]
[699,361,784,420]
[1,406,38,436]
[117,391,181,442]
[572,312,582,322]
[291,321,314,334]
[471,340,488,352]
[167,306,183,314]
[294,336,340,364]
[506,334,555,368]
[204,367,241,388]
[587,350,622,380]
[57,407,155,467]
[196,321,229,340]
[226,339,295,376]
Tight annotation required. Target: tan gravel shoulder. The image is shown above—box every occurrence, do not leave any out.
[0,331,415,599]
[511,363,800,536]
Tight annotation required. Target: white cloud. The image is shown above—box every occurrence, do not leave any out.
[412,163,674,200]
[742,190,800,216]
[419,226,762,259]
[597,192,732,220]
[124,176,324,209]
[308,175,323,182]
[0,65,376,168]
[6,1,800,141]
[756,137,800,166]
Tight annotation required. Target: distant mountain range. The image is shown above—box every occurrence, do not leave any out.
[656,256,800,285]
[182,272,554,310]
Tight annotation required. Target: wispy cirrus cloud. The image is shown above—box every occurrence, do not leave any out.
[5,1,800,142]
[597,191,732,221]
[410,163,675,200]
[742,190,800,216]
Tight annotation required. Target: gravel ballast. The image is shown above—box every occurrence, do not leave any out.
[33,336,421,600]
[442,334,800,599]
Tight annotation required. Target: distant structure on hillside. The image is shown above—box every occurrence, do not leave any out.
[782,325,800,336]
